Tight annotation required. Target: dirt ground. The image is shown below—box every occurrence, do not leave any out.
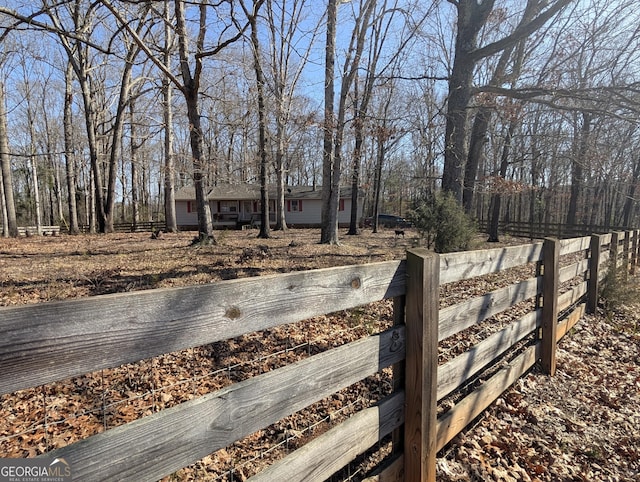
[1,228,638,481]
[0,228,417,305]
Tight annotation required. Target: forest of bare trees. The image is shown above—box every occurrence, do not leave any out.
[1,0,640,242]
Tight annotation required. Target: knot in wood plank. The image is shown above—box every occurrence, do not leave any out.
[225,306,242,320]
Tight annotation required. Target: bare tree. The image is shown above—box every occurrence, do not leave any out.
[241,0,270,238]
[462,0,541,214]
[441,0,572,202]
[0,80,17,237]
[162,0,177,233]
[321,0,339,244]
[321,0,375,244]
[265,0,319,231]
[101,0,249,243]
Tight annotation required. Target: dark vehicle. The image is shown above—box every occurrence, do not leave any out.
[363,214,411,228]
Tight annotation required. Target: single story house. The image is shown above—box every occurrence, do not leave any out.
[174,184,363,230]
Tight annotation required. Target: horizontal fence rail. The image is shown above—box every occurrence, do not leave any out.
[0,229,637,481]
[478,219,636,240]
[67,221,167,234]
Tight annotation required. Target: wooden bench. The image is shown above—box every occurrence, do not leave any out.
[17,225,61,236]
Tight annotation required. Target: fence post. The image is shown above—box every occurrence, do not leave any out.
[404,249,439,482]
[541,238,559,376]
[633,230,640,275]
[587,235,602,314]
[623,231,631,274]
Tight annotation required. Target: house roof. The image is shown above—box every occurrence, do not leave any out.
[175,184,358,201]
[174,186,196,201]
[208,184,262,200]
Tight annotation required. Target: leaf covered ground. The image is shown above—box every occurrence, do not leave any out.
[0,229,638,481]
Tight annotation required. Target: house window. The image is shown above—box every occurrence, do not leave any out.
[219,201,238,213]
[187,201,193,213]
[339,199,345,211]
[287,200,303,212]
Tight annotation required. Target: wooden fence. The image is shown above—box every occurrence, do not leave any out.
[70,221,167,234]
[478,219,635,239]
[17,225,61,236]
[1,230,638,481]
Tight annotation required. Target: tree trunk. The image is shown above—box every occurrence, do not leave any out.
[24,80,43,235]
[443,0,494,202]
[371,134,385,234]
[175,0,214,243]
[566,112,590,226]
[162,0,178,233]
[0,164,7,236]
[130,99,140,229]
[0,82,18,237]
[320,0,338,244]
[622,156,640,228]
[488,123,515,242]
[347,114,364,235]
[246,1,271,239]
[444,0,570,203]
[463,107,491,214]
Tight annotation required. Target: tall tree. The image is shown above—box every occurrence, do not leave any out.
[43,0,112,233]
[0,80,17,237]
[441,0,572,202]
[320,0,338,244]
[321,0,375,244]
[162,0,177,233]
[241,0,270,238]
[462,0,540,214]
[102,0,248,243]
[265,0,318,231]
[177,0,216,242]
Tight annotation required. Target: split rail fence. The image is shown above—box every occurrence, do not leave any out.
[478,219,636,240]
[1,230,638,481]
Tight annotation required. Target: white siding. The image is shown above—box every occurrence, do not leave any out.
[338,198,361,224]
[284,198,362,226]
[178,192,363,229]
[176,201,198,227]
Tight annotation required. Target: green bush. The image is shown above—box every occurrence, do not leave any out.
[408,191,476,253]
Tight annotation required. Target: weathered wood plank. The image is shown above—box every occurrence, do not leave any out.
[0,260,406,395]
[600,233,612,245]
[436,344,538,451]
[437,310,540,400]
[558,259,589,284]
[248,393,404,482]
[557,303,585,342]
[404,249,438,482]
[439,276,541,342]
[362,454,404,482]
[43,327,406,482]
[391,296,405,455]
[439,243,543,284]
[557,281,588,313]
[559,236,591,256]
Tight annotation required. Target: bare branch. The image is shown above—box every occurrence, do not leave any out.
[0,5,110,53]
[98,0,184,90]
[470,0,573,62]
